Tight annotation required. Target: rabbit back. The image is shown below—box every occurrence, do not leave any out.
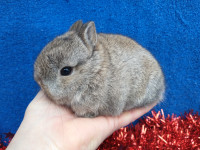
[97,33,165,115]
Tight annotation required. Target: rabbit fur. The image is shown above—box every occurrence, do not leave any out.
[34,20,165,117]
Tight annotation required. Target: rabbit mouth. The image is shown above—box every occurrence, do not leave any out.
[41,87,66,105]
[39,83,56,102]
[40,81,71,105]
[36,79,58,102]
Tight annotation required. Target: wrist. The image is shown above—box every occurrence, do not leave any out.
[7,118,54,150]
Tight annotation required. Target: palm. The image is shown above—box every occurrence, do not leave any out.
[24,91,156,150]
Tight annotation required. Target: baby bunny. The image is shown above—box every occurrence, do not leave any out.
[34,20,165,117]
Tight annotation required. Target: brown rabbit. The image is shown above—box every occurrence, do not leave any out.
[34,20,165,117]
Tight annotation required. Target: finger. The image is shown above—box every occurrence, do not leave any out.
[96,101,157,136]
[26,90,75,119]
[85,101,156,145]
[117,101,158,128]
[33,90,45,101]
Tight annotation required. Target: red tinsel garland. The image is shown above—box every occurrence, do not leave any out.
[1,110,200,150]
[98,109,200,149]
[0,132,13,150]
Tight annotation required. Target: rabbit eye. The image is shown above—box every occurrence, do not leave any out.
[60,66,73,76]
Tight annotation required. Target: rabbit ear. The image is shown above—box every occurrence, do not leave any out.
[69,20,83,32]
[79,21,97,49]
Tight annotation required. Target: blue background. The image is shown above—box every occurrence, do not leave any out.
[0,0,199,133]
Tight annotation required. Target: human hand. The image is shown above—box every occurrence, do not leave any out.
[7,91,157,150]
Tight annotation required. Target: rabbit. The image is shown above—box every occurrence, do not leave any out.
[34,20,165,117]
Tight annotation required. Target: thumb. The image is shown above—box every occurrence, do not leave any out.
[96,102,157,140]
